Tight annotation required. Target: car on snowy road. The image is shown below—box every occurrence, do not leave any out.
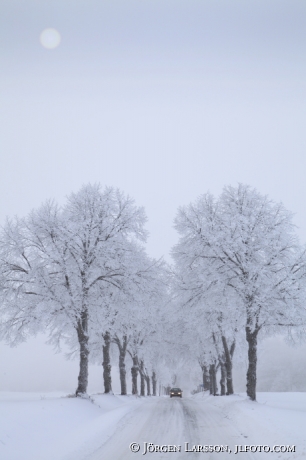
[170,388,182,398]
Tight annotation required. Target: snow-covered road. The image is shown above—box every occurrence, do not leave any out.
[87,396,255,459]
[2,392,304,459]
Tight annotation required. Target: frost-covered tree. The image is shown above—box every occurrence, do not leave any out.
[89,253,168,395]
[0,184,147,396]
[172,184,306,400]
[171,254,241,396]
[116,257,169,396]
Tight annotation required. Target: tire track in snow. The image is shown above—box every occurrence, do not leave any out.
[85,396,256,460]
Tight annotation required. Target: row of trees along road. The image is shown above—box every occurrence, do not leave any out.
[1,183,306,400]
[171,184,306,400]
[0,184,168,396]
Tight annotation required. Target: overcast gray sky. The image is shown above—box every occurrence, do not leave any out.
[1,0,306,390]
[1,0,306,261]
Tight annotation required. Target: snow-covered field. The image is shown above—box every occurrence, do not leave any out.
[200,392,306,459]
[1,391,305,460]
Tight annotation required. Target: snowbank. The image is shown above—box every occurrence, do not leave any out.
[193,391,306,458]
[0,392,149,460]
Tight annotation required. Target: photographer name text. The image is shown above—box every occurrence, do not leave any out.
[129,442,296,455]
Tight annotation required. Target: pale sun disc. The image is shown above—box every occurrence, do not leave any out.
[40,28,61,49]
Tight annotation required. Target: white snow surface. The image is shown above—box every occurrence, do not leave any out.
[1,391,305,460]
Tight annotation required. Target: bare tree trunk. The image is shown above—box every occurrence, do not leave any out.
[119,336,127,395]
[246,326,259,401]
[152,371,157,396]
[140,374,145,396]
[76,311,89,396]
[209,365,213,395]
[102,331,112,394]
[145,375,151,396]
[201,365,210,391]
[209,364,214,395]
[113,335,128,395]
[209,363,218,396]
[222,336,235,395]
[219,358,226,396]
[131,356,139,395]
[140,360,145,396]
